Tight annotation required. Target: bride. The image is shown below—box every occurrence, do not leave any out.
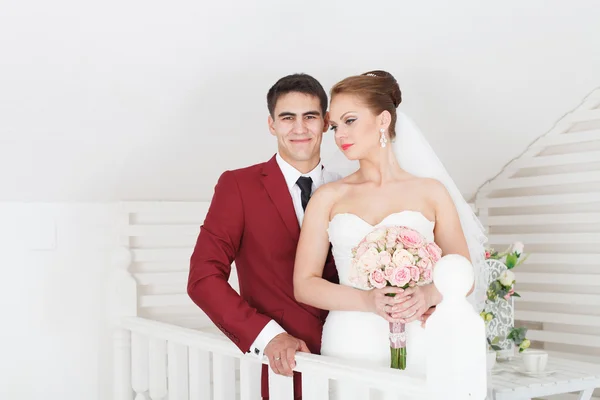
[293,70,487,399]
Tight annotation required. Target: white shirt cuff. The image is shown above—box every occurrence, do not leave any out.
[248,320,286,359]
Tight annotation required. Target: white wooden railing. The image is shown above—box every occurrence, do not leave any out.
[112,316,436,400]
[111,250,486,400]
[111,201,488,399]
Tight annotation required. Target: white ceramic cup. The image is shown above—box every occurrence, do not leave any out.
[522,350,548,373]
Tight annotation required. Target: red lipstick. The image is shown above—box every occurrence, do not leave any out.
[341,144,354,151]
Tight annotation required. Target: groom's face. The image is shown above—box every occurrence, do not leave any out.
[268,92,328,167]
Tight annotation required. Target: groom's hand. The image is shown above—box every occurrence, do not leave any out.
[264,333,310,377]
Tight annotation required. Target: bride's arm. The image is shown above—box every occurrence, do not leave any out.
[430,179,474,297]
[293,184,402,320]
[391,179,473,323]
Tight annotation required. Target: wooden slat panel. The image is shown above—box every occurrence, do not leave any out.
[476,192,600,208]
[546,350,600,367]
[140,294,192,308]
[132,248,192,262]
[534,129,600,147]
[514,151,600,168]
[568,109,600,123]
[517,272,600,286]
[126,225,200,237]
[526,253,599,265]
[134,272,188,285]
[487,171,600,191]
[119,201,210,215]
[135,269,237,285]
[515,291,600,306]
[486,213,600,225]
[515,310,600,327]
[488,233,600,245]
[527,329,600,348]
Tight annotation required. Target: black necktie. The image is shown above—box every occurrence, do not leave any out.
[296,176,313,211]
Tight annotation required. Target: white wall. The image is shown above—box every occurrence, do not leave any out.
[1,0,600,202]
[1,1,600,399]
[0,204,115,400]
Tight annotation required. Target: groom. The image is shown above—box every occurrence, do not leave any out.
[187,73,341,399]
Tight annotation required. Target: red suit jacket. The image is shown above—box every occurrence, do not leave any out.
[187,155,339,399]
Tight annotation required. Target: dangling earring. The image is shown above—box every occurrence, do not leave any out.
[380,128,387,148]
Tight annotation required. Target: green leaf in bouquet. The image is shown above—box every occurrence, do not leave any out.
[505,253,518,269]
[512,292,521,298]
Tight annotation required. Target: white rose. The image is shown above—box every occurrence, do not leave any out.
[359,247,380,272]
[366,228,387,243]
[511,241,524,254]
[499,270,515,287]
[392,248,415,267]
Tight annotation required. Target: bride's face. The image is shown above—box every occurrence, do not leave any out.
[329,94,381,160]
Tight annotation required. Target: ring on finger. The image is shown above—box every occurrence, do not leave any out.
[274,356,281,361]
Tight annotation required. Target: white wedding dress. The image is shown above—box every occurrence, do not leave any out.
[321,210,434,400]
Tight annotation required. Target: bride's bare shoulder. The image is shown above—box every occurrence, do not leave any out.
[310,174,357,206]
[413,177,453,205]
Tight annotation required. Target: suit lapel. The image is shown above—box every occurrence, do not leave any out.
[261,156,300,241]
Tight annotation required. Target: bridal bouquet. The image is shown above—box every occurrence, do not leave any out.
[350,225,442,370]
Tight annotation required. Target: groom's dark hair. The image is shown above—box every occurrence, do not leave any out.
[267,73,328,117]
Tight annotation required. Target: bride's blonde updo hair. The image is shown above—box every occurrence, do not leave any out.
[330,70,402,139]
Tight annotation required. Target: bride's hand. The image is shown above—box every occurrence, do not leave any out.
[366,286,406,323]
[388,285,435,323]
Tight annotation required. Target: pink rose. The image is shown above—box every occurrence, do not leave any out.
[417,257,433,270]
[392,249,415,267]
[417,246,429,260]
[408,266,420,281]
[503,288,515,300]
[421,269,433,283]
[384,266,395,279]
[377,251,392,267]
[485,251,491,259]
[369,269,387,289]
[398,228,424,248]
[390,266,411,287]
[426,243,442,263]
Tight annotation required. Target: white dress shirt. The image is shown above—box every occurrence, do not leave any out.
[248,153,338,359]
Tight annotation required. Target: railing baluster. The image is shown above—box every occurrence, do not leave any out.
[167,341,189,400]
[132,332,149,400]
[213,353,236,400]
[239,358,261,400]
[188,348,211,400]
[113,328,133,400]
[268,370,294,400]
[300,371,328,400]
[148,338,167,400]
